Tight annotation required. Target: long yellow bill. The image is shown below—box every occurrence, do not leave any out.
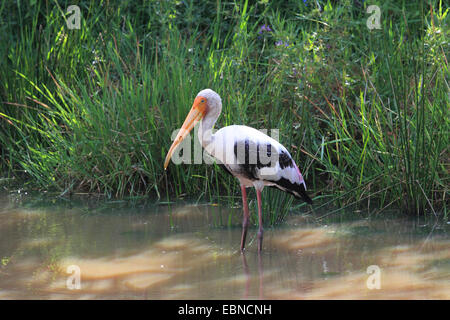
[164,97,207,169]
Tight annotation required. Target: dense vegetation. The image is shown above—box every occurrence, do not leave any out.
[0,0,448,220]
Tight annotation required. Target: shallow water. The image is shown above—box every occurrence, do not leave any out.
[0,195,448,299]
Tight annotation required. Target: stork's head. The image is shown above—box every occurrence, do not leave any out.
[164,89,222,169]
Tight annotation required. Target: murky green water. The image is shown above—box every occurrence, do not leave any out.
[0,195,448,299]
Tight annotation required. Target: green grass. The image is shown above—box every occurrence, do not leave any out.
[0,0,448,223]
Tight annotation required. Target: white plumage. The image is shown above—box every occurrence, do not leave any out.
[210,125,307,189]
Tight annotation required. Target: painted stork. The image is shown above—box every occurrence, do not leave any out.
[164,89,312,252]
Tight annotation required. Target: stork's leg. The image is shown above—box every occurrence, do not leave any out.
[240,185,250,252]
[256,188,264,252]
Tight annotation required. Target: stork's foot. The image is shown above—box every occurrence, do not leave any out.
[255,188,264,252]
[240,242,246,253]
[257,228,264,252]
[240,184,250,253]
[240,218,249,253]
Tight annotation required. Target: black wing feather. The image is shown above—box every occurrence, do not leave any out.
[270,177,313,204]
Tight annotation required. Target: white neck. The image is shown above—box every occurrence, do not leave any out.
[198,111,219,149]
[195,89,222,150]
